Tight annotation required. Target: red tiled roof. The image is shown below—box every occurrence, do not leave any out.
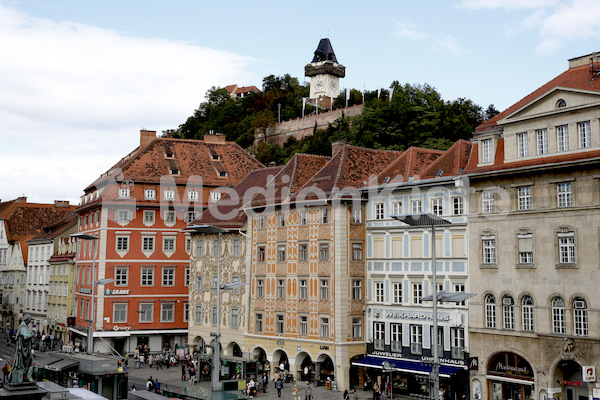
[29,212,78,241]
[195,166,284,229]
[477,63,600,133]
[463,139,600,175]
[295,145,402,200]
[377,147,443,184]
[83,137,264,201]
[48,252,76,263]
[419,140,473,179]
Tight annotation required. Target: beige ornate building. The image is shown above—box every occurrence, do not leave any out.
[465,53,600,400]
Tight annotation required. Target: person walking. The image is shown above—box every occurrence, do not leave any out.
[292,384,299,400]
[2,363,9,383]
[139,354,145,369]
[276,376,283,398]
[305,381,312,400]
[189,366,197,385]
[181,362,187,381]
[262,372,268,393]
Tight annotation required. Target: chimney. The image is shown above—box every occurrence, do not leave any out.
[140,130,157,147]
[54,200,70,208]
[203,131,227,143]
[331,141,348,157]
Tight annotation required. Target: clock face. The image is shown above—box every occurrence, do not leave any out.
[314,77,325,91]
[329,78,337,91]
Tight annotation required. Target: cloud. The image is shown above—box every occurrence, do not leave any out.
[458,0,558,10]
[391,21,464,56]
[0,5,257,204]
[391,21,428,41]
[431,35,465,57]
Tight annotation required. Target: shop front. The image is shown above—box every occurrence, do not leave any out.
[485,352,534,400]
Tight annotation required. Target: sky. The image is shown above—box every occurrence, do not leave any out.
[2,0,600,205]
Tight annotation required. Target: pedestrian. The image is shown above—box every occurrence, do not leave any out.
[276,377,283,398]
[189,366,197,385]
[156,354,163,369]
[154,379,160,394]
[344,390,350,400]
[351,389,359,400]
[162,385,169,396]
[305,381,312,400]
[303,366,309,382]
[139,354,145,369]
[131,385,136,391]
[58,338,63,352]
[292,384,299,400]
[2,364,8,383]
[181,362,187,381]
[146,377,153,391]
[262,372,268,393]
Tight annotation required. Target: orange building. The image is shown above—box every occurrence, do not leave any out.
[72,130,263,354]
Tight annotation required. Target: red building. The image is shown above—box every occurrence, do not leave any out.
[72,130,263,354]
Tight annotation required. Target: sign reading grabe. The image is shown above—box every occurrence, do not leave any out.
[105,289,130,295]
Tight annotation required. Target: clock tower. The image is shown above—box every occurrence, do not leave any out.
[305,38,345,104]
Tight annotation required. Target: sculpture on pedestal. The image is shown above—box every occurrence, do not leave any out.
[8,314,34,384]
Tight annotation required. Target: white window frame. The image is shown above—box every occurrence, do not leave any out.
[163,237,176,253]
[411,200,422,214]
[162,267,175,287]
[552,297,566,334]
[375,203,384,220]
[482,237,496,264]
[452,196,464,215]
[558,234,575,264]
[573,298,588,336]
[557,125,569,152]
[482,138,492,163]
[485,294,496,328]
[521,296,534,332]
[412,282,423,305]
[393,282,402,304]
[502,296,514,330]
[299,279,307,299]
[482,190,494,214]
[188,190,199,201]
[578,121,591,148]
[536,129,548,155]
[115,266,128,287]
[320,279,329,300]
[143,210,155,225]
[119,188,130,199]
[517,186,531,211]
[557,182,573,208]
[141,267,154,286]
[352,280,362,300]
[164,189,176,200]
[113,303,127,323]
[161,303,175,323]
[145,189,156,200]
[517,132,529,157]
[375,281,384,303]
[431,198,443,216]
[139,303,153,323]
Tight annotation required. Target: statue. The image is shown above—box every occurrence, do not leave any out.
[8,314,34,384]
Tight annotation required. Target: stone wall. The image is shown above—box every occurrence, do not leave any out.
[255,104,364,146]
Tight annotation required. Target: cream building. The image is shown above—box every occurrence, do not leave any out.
[48,235,78,343]
[464,53,600,400]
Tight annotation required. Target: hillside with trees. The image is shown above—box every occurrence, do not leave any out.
[168,74,499,165]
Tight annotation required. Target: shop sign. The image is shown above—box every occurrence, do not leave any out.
[320,346,329,350]
[488,352,533,378]
[385,311,450,321]
[113,326,131,331]
[583,366,596,382]
[79,288,92,294]
[468,357,479,371]
[421,355,466,366]
[558,379,581,387]
[105,289,130,295]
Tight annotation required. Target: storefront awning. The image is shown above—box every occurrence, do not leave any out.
[352,356,464,378]
[46,358,79,372]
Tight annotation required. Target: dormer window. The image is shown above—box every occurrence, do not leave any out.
[481,138,493,163]
[212,154,220,161]
[145,189,156,200]
[210,191,221,202]
[219,171,228,177]
[556,99,567,108]
[165,152,174,158]
[119,188,130,199]
[188,191,199,201]
[170,168,180,175]
[164,190,176,200]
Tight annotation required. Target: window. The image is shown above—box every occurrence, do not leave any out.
[482,237,496,264]
[454,283,466,306]
[392,201,402,215]
[119,188,130,198]
[410,325,423,355]
[391,323,402,351]
[453,197,464,215]
[300,210,308,225]
[352,207,362,223]
[320,280,329,300]
[212,306,217,325]
[163,237,175,252]
[352,280,362,300]
[212,276,218,290]
[320,317,329,338]
[195,305,202,324]
[482,190,494,213]
[321,208,329,224]
[517,132,529,157]
[518,234,533,264]
[231,308,239,328]
[277,244,286,261]
[185,267,190,287]
[195,275,202,291]
[375,282,384,303]
[182,302,189,322]
[162,267,175,286]
[412,283,423,305]
[164,211,176,224]
[139,303,153,323]
[558,234,575,264]
[279,212,286,227]
[185,212,197,223]
[557,125,569,152]
[319,243,329,260]
[431,198,443,216]
[299,243,308,261]
[145,189,156,199]
[116,210,132,223]
[299,279,307,299]
[375,203,384,220]
[213,240,219,256]
[536,129,548,155]
[557,182,572,208]
[573,298,588,336]
[115,267,128,286]
[521,296,534,332]
[257,246,265,262]
[113,303,127,323]
[276,314,284,335]
[556,99,567,108]
[143,210,155,225]
[299,316,308,336]
[142,236,155,251]
[188,191,199,201]
[353,317,363,339]
[373,322,385,350]
[352,243,363,260]
[256,279,264,298]
[255,313,263,333]
[393,282,402,304]
[141,267,154,286]
[232,239,241,257]
[517,187,531,211]
[482,138,492,163]
[258,216,265,229]
[277,279,285,299]
[552,297,566,334]
[578,121,591,148]
[161,303,174,322]
[451,327,465,357]
[164,190,176,200]
[195,240,204,257]
[485,294,496,328]
[502,296,514,330]
[411,200,422,214]
[186,237,191,253]
[116,236,129,251]
[211,191,221,201]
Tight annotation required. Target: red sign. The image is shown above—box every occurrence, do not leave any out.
[558,380,581,387]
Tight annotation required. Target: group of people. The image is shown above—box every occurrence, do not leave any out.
[133,344,182,370]
[180,358,199,385]
[144,376,168,395]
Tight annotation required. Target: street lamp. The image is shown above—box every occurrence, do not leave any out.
[71,233,114,355]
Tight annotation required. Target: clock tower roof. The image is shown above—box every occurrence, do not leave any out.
[311,38,339,63]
